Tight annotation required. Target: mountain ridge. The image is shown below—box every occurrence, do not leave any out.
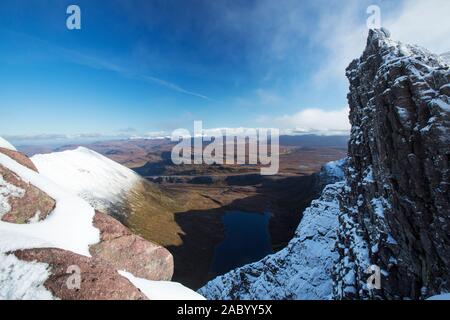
[0,142,203,300]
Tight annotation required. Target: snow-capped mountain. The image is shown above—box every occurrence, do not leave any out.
[31,147,184,247]
[0,140,204,300]
[32,147,141,216]
[200,29,450,300]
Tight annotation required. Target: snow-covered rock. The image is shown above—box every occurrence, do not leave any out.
[0,148,99,299]
[0,151,100,256]
[336,28,450,300]
[441,52,450,65]
[319,158,346,186]
[0,163,55,224]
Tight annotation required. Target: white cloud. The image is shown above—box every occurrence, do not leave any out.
[384,0,450,54]
[313,2,368,85]
[313,0,450,86]
[257,107,350,135]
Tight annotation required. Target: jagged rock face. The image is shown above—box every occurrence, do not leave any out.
[0,164,55,224]
[334,29,450,299]
[200,30,449,301]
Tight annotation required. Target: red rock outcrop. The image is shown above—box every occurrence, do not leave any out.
[0,164,55,224]
[13,248,148,300]
[0,147,38,172]
[90,211,174,281]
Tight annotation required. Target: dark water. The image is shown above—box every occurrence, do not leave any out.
[210,211,273,275]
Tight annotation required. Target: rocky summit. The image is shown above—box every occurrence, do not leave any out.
[199,29,450,300]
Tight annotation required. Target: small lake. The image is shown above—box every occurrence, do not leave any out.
[210,211,273,275]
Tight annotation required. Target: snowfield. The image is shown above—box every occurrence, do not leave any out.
[0,175,25,219]
[31,147,141,214]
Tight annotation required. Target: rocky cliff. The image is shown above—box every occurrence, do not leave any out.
[199,29,450,300]
[334,28,449,299]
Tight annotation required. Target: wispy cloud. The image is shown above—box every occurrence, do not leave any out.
[1,29,212,101]
[312,0,450,86]
[62,48,213,101]
[142,76,212,101]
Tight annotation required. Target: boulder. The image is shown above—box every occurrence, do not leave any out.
[0,164,55,224]
[13,248,148,300]
[89,211,174,281]
[0,147,38,172]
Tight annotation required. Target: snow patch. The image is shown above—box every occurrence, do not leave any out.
[323,159,346,180]
[119,270,205,300]
[0,253,56,300]
[427,293,450,300]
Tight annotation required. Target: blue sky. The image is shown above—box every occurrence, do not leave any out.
[1,0,449,141]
